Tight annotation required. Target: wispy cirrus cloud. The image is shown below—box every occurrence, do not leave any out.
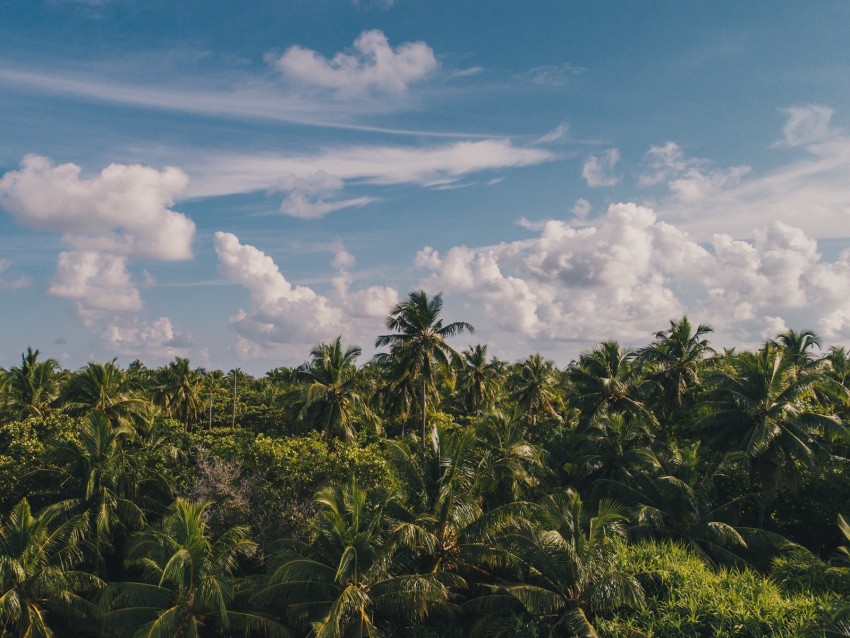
[778,104,838,147]
[640,106,850,240]
[0,259,32,290]
[185,139,554,217]
[517,62,586,87]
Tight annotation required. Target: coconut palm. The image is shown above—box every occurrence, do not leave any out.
[566,341,656,428]
[294,337,375,441]
[636,316,714,419]
[1,348,63,420]
[475,411,548,509]
[507,354,562,427]
[770,328,823,374]
[472,489,643,638]
[375,291,473,442]
[47,412,145,578]
[151,358,205,429]
[257,480,456,637]
[0,499,102,637]
[101,498,283,638]
[700,347,848,526]
[61,360,148,426]
[386,427,483,575]
[567,413,656,498]
[456,345,502,417]
[605,443,766,566]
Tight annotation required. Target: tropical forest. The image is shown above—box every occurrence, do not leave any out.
[3,290,850,638]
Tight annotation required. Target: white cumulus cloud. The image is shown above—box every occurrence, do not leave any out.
[0,155,197,356]
[0,154,194,260]
[214,232,400,357]
[582,148,621,187]
[274,30,438,96]
[102,316,194,360]
[416,203,850,356]
[48,251,142,314]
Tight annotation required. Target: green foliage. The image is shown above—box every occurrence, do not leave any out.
[3,310,850,637]
[597,541,825,637]
[0,414,78,512]
[189,429,393,539]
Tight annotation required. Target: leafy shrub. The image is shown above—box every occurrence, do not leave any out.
[597,541,827,638]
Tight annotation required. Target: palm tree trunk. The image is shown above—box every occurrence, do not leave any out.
[232,373,237,428]
[422,378,427,445]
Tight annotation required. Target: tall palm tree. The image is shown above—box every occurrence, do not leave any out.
[700,347,848,526]
[566,341,656,428]
[605,443,768,566]
[770,328,823,374]
[201,369,226,429]
[473,489,643,638]
[567,413,655,498]
[257,481,456,637]
[1,348,63,420]
[227,367,243,428]
[61,360,148,426]
[636,316,714,419]
[375,291,473,442]
[0,499,102,637]
[475,411,548,509]
[294,337,375,441]
[456,345,501,417]
[101,498,283,637]
[47,412,145,578]
[507,354,562,427]
[151,358,205,429]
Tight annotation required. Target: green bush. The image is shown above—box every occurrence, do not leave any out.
[187,429,394,543]
[597,541,828,638]
[0,414,78,512]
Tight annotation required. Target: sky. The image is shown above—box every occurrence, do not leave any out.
[1,0,849,374]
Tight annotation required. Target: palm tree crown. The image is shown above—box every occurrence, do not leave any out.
[375,291,473,441]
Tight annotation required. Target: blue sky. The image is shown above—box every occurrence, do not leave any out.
[1,1,849,373]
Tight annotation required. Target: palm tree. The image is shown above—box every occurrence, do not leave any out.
[202,369,226,429]
[375,291,473,442]
[473,489,643,638]
[770,328,823,374]
[228,367,243,428]
[456,345,501,417]
[387,427,483,576]
[101,498,283,637]
[507,354,562,427]
[1,348,63,420]
[637,316,714,419]
[566,341,656,428]
[151,358,205,429]
[294,337,375,441]
[0,499,102,637]
[606,443,772,566]
[47,412,145,578]
[567,413,655,498]
[61,360,148,426]
[257,481,456,637]
[475,411,548,509]
[700,347,848,526]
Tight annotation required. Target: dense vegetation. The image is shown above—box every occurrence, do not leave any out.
[2,290,850,637]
